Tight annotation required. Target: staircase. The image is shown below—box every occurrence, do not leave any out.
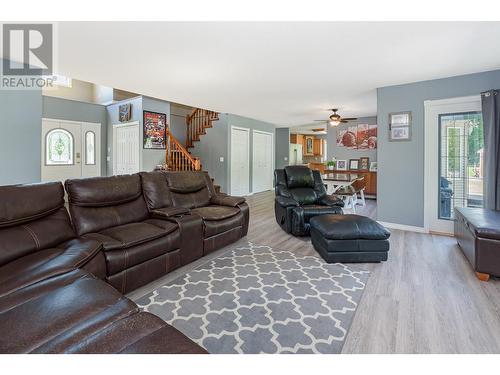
[186,108,219,149]
[163,108,219,172]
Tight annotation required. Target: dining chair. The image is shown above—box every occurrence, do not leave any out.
[333,177,366,213]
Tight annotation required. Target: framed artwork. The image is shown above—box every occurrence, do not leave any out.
[359,157,369,171]
[369,162,378,172]
[349,159,359,170]
[119,104,131,122]
[336,159,347,171]
[389,111,412,141]
[304,136,314,155]
[143,111,167,149]
[336,124,377,150]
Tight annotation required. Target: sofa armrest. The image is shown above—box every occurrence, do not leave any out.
[211,194,246,207]
[151,207,190,219]
[275,196,299,208]
[319,195,344,208]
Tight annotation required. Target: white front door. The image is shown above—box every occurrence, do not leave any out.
[113,122,140,175]
[41,119,101,182]
[230,126,250,196]
[252,130,274,193]
[424,96,483,234]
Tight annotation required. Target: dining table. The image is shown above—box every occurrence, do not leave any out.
[322,173,359,194]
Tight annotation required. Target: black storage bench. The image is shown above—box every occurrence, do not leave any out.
[310,214,391,263]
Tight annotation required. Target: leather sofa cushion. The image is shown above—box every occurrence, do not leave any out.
[302,205,343,223]
[289,188,317,205]
[202,212,244,238]
[284,166,315,189]
[191,206,240,221]
[211,194,246,207]
[0,274,138,353]
[0,208,76,267]
[139,171,172,210]
[103,229,180,276]
[310,214,391,240]
[455,207,500,240]
[165,171,208,193]
[166,171,212,209]
[0,182,64,228]
[0,238,101,299]
[84,221,177,251]
[53,311,202,354]
[65,174,143,207]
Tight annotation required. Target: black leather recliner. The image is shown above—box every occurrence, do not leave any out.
[274,166,344,236]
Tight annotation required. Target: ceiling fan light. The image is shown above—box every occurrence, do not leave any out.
[329,120,340,126]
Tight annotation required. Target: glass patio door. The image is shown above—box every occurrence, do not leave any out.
[425,96,483,234]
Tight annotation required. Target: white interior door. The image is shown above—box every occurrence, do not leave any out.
[42,119,102,183]
[252,130,274,193]
[424,95,483,234]
[113,122,140,175]
[230,126,250,196]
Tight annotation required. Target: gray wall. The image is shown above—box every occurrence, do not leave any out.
[327,116,378,164]
[275,127,290,169]
[106,96,143,175]
[0,88,42,185]
[170,104,192,145]
[42,96,107,176]
[190,114,229,192]
[377,69,500,227]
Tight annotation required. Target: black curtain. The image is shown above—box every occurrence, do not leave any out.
[482,90,500,210]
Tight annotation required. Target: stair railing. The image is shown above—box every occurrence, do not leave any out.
[165,128,201,171]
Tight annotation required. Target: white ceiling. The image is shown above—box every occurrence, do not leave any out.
[57,22,500,126]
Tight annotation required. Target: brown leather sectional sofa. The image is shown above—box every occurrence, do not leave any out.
[0,171,248,353]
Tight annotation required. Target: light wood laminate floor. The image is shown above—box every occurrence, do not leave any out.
[129,190,500,353]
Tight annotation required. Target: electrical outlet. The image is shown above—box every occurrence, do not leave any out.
[219,157,224,162]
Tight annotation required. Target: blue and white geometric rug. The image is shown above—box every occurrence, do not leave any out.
[135,242,369,354]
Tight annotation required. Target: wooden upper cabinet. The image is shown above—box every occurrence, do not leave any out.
[290,134,304,145]
[313,139,323,156]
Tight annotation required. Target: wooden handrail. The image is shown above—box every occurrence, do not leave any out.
[165,128,201,171]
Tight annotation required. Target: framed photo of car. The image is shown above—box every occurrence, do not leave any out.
[143,111,167,149]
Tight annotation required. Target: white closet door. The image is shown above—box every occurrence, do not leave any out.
[252,130,274,193]
[230,127,250,196]
[114,122,140,175]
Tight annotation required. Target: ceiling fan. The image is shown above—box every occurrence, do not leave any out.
[314,109,357,126]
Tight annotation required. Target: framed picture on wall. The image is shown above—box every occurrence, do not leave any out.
[369,162,378,172]
[119,104,131,122]
[359,157,369,171]
[349,159,359,170]
[389,111,412,141]
[336,159,347,171]
[143,111,167,149]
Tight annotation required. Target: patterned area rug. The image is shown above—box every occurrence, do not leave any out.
[135,242,369,354]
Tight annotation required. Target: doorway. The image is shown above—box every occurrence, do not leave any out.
[230,126,250,196]
[252,130,274,193]
[41,118,101,182]
[113,121,140,175]
[424,96,483,234]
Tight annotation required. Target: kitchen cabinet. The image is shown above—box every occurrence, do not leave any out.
[313,139,323,156]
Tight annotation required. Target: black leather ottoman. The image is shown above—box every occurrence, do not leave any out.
[310,214,391,263]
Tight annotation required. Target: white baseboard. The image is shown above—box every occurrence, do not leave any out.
[377,221,428,233]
